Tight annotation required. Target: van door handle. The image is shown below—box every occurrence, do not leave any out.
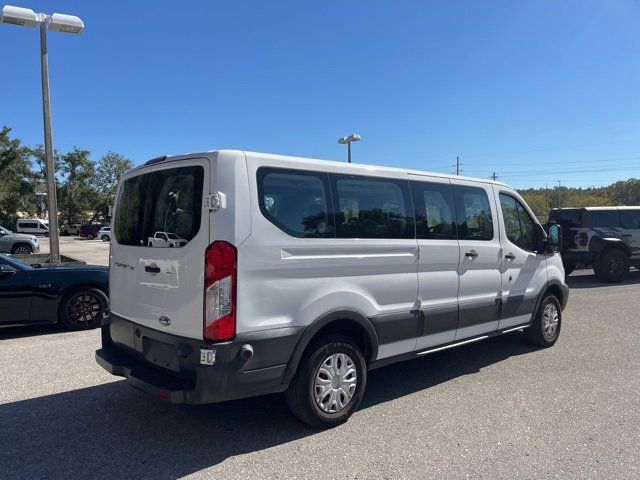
[504,253,516,261]
[144,265,161,274]
[465,250,478,258]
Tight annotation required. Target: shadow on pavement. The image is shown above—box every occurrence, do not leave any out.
[0,333,536,479]
[0,322,66,340]
[566,269,640,289]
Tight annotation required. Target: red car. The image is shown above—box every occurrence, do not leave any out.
[79,224,105,240]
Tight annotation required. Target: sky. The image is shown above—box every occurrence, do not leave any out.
[1,0,639,189]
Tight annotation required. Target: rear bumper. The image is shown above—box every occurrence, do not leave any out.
[96,314,304,404]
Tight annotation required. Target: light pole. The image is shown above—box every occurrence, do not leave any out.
[338,134,361,163]
[1,5,84,263]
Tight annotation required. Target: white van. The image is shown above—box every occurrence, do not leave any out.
[96,151,568,427]
[16,218,49,236]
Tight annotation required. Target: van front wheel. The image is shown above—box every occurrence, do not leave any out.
[286,334,367,428]
[525,294,561,348]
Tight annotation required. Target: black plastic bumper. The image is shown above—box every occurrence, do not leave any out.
[96,314,304,404]
[560,282,570,310]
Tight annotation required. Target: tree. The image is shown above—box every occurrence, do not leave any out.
[29,144,62,217]
[0,126,37,227]
[93,151,134,222]
[57,147,98,225]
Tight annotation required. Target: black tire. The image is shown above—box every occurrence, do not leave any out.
[86,233,94,240]
[286,334,367,428]
[101,235,110,242]
[594,248,630,283]
[11,243,32,254]
[44,231,49,237]
[525,294,562,348]
[59,287,109,330]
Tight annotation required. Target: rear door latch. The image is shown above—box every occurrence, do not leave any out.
[204,192,226,212]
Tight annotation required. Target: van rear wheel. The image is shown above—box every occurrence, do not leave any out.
[286,334,367,428]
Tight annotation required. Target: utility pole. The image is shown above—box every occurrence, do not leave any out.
[456,156,461,175]
[557,180,561,209]
[491,172,497,181]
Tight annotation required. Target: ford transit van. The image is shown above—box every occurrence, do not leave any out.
[96,151,568,428]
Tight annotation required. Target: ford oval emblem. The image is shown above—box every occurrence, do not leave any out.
[159,316,171,327]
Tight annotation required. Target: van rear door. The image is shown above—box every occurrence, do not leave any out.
[109,157,211,340]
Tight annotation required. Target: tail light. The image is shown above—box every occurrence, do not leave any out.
[579,232,588,247]
[204,241,236,341]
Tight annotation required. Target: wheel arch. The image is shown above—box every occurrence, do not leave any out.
[590,236,632,257]
[11,242,33,254]
[532,279,568,319]
[282,310,379,388]
[56,283,109,314]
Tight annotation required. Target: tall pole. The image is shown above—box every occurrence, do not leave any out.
[347,142,351,163]
[40,19,60,263]
[556,180,561,210]
[456,156,460,175]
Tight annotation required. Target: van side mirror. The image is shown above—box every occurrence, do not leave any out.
[546,222,562,253]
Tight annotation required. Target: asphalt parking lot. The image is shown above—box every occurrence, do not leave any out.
[38,235,110,266]
[1,270,639,479]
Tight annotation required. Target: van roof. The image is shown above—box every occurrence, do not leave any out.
[140,149,510,187]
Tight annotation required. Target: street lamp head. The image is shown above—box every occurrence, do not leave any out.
[0,5,38,27]
[338,134,361,144]
[1,5,84,33]
[48,12,84,34]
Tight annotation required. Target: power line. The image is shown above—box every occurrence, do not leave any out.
[460,139,640,159]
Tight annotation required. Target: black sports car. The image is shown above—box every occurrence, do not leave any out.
[0,254,109,330]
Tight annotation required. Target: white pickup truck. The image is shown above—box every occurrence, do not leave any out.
[147,232,188,248]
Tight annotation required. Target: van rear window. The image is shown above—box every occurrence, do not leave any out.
[114,166,204,247]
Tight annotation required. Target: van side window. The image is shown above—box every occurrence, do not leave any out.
[257,168,333,238]
[331,175,414,239]
[621,210,640,229]
[410,181,456,239]
[499,193,537,251]
[588,210,620,227]
[452,186,493,241]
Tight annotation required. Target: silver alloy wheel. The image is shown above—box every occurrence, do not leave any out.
[13,245,31,254]
[542,302,559,340]
[314,353,357,413]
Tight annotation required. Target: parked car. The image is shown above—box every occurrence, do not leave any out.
[99,226,111,242]
[16,218,49,237]
[0,226,40,254]
[97,150,567,428]
[549,206,640,282]
[0,253,108,330]
[147,231,187,248]
[60,223,81,236]
[79,224,105,240]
